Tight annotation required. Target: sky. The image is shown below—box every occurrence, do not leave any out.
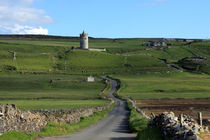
[0,0,210,38]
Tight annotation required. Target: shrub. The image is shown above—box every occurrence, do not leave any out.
[54,63,65,70]
[3,65,17,71]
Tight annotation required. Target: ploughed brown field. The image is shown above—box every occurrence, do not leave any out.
[136,99,210,120]
[199,133,210,140]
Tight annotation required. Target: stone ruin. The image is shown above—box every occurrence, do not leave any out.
[150,112,209,140]
[0,100,114,135]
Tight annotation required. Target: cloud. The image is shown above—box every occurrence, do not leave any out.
[0,24,48,35]
[0,0,52,35]
[137,0,167,7]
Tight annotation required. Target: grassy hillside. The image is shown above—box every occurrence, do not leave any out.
[1,35,210,107]
[58,50,170,74]
[0,35,171,74]
[1,35,210,74]
[1,35,210,140]
[115,72,210,100]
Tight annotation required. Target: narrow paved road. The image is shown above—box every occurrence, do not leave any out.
[41,78,136,140]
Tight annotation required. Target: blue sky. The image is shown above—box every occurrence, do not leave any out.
[0,0,210,38]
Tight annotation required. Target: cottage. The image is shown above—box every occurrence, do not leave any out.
[145,40,167,47]
[87,76,95,82]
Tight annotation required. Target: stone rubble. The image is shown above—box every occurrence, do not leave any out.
[150,112,207,140]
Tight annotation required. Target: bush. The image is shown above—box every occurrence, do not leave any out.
[3,65,17,71]
[54,63,65,70]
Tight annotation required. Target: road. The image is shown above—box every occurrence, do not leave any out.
[41,78,136,140]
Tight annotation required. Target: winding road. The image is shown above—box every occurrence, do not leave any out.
[41,78,136,140]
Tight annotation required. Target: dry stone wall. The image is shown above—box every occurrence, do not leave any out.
[150,112,205,140]
[0,104,47,134]
[126,98,208,140]
[127,98,150,119]
[0,100,114,135]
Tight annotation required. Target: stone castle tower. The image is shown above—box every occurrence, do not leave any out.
[80,31,88,49]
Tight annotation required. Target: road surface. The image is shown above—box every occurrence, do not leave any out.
[41,78,136,140]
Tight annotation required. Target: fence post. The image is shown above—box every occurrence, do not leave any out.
[198,112,202,127]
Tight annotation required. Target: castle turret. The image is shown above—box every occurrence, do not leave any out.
[80,31,88,49]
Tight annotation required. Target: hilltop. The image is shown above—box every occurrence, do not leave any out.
[1,35,210,75]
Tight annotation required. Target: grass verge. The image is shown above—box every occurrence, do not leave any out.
[100,79,112,98]
[0,103,115,140]
[127,102,163,140]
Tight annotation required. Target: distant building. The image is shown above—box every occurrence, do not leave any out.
[80,31,88,49]
[87,76,95,82]
[145,40,167,47]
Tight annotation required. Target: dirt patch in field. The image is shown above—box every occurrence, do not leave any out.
[136,99,210,120]
[199,132,210,140]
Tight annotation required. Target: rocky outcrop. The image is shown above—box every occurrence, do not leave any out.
[0,100,114,134]
[150,112,206,140]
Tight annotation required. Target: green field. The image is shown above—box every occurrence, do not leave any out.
[0,100,108,110]
[115,72,210,100]
[0,73,107,110]
[1,35,210,108]
[1,35,210,139]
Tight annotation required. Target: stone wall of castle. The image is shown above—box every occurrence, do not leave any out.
[80,31,88,49]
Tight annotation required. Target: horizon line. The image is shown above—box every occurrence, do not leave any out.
[0,34,209,40]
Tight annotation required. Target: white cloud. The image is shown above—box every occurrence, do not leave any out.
[0,0,52,35]
[0,24,48,35]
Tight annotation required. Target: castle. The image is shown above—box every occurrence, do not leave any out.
[79,31,106,52]
[80,31,88,49]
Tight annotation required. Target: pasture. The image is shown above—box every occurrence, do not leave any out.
[115,72,210,120]
[0,73,107,110]
[1,35,210,116]
[116,72,210,100]
[0,36,170,74]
